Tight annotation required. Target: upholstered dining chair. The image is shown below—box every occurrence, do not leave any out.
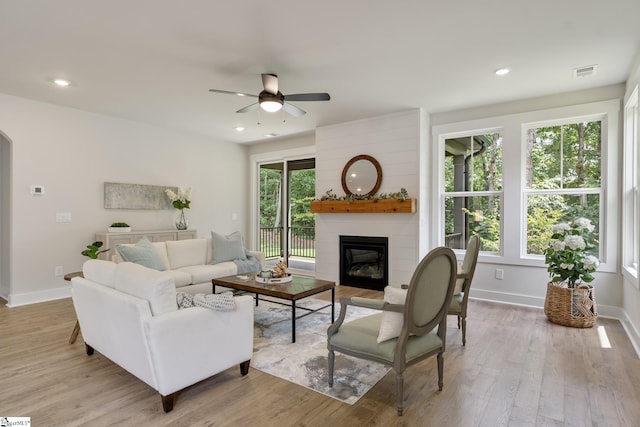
[448,234,480,346]
[327,246,457,416]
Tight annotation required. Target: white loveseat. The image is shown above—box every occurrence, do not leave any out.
[71,259,254,412]
[113,236,266,294]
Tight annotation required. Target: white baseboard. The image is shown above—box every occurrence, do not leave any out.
[470,288,639,358]
[619,312,640,358]
[6,286,71,307]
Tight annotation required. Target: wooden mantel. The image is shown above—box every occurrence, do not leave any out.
[310,198,416,214]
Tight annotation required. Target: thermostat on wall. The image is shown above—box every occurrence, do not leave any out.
[30,185,45,196]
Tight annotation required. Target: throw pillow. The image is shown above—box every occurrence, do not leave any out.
[210,231,247,265]
[116,237,167,271]
[377,286,408,343]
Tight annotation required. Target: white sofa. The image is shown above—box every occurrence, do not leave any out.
[113,237,266,294]
[71,259,254,412]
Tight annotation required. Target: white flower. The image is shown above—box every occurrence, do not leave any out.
[560,263,574,270]
[573,217,595,233]
[165,189,177,201]
[582,255,600,271]
[552,240,566,251]
[552,222,572,234]
[564,235,586,250]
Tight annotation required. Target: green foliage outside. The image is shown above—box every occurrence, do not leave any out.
[260,166,316,258]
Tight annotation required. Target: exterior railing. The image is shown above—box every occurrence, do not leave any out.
[259,226,315,259]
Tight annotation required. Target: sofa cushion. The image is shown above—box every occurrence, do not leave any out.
[165,238,207,269]
[116,237,167,271]
[161,269,193,287]
[82,259,117,288]
[377,286,408,343]
[114,262,177,316]
[177,263,237,285]
[211,231,247,265]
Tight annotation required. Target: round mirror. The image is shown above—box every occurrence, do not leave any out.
[341,154,383,196]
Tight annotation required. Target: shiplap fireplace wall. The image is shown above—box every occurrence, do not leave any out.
[314,110,428,287]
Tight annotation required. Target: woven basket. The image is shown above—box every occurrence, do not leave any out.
[544,282,597,328]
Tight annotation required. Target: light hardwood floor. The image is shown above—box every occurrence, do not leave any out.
[2,287,640,426]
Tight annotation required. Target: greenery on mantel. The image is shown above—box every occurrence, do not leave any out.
[318,188,410,202]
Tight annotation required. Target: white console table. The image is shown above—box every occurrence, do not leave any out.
[95,229,197,260]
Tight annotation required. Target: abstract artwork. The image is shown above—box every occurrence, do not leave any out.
[104,182,177,210]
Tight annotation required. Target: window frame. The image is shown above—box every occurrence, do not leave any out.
[521,116,605,258]
[622,85,639,286]
[433,127,505,257]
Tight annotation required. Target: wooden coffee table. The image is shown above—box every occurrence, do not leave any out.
[212,275,335,343]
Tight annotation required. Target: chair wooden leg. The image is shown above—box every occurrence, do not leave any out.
[457,315,461,329]
[161,393,176,413]
[395,371,404,416]
[240,360,250,376]
[437,352,444,391]
[461,316,467,346]
[69,320,80,344]
[328,350,335,387]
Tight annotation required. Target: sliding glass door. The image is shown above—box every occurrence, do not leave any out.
[259,158,315,274]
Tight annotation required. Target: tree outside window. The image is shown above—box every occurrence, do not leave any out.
[443,133,502,252]
[524,121,602,256]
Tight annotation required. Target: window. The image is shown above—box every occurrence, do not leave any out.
[442,132,503,252]
[623,86,639,284]
[433,99,618,272]
[524,120,602,256]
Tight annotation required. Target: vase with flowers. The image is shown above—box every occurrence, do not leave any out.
[165,187,191,230]
[544,217,600,327]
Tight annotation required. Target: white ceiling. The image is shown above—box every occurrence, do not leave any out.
[1,1,639,144]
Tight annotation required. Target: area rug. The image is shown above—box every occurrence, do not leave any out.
[251,298,390,405]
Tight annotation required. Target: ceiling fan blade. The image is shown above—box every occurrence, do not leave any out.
[209,89,257,98]
[262,73,279,95]
[284,93,330,102]
[283,102,306,117]
[236,103,259,114]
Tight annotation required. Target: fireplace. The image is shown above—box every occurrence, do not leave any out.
[339,235,388,291]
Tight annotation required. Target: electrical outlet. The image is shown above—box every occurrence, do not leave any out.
[495,269,504,280]
[55,266,64,276]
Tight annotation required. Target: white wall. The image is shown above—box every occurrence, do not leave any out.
[314,110,426,286]
[621,50,640,354]
[0,93,249,306]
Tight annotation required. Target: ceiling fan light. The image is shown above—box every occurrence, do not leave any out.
[260,100,283,112]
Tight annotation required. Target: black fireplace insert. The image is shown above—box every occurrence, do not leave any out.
[339,235,388,291]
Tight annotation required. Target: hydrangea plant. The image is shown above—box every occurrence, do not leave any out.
[165,187,191,210]
[544,217,599,288]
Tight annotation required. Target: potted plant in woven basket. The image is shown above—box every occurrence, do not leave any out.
[544,217,600,328]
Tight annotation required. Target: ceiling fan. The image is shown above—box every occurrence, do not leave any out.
[209,73,330,117]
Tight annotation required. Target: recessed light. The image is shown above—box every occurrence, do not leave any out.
[264,133,279,138]
[495,68,510,76]
[53,79,70,87]
[235,126,245,132]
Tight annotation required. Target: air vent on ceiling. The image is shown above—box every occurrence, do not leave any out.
[573,64,597,78]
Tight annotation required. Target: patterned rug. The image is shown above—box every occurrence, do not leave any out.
[251,298,390,405]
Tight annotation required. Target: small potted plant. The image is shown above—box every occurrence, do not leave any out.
[543,217,600,328]
[81,241,110,259]
[108,222,131,232]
